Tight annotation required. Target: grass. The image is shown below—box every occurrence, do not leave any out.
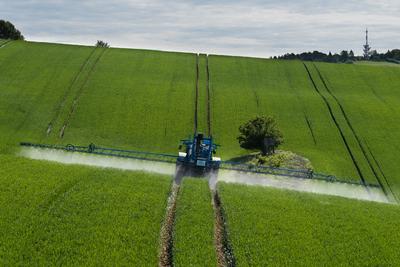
[59,48,197,154]
[355,61,400,67]
[219,182,400,266]
[1,40,400,264]
[0,154,171,265]
[173,178,216,266]
[313,62,400,199]
[1,41,399,190]
[303,62,379,185]
[47,47,107,139]
[0,41,196,156]
[209,56,360,181]
[0,41,94,153]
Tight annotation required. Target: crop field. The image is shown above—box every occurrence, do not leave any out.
[0,39,11,47]
[0,154,171,265]
[219,182,400,266]
[59,48,197,153]
[312,62,400,199]
[0,41,196,155]
[0,41,94,153]
[195,54,210,135]
[1,40,400,265]
[209,56,361,181]
[355,61,400,67]
[2,41,400,193]
[209,55,400,196]
[173,178,216,266]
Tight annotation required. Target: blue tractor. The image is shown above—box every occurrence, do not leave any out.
[177,133,221,172]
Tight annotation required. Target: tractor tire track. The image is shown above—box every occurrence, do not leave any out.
[305,116,317,145]
[364,141,398,202]
[59,48,107,138]
[213,191,235,267]
[247,64,261,113]
[355,68,394,112]
[0,39,12,48]
[206,55,212,136]
[159,183,180,267]
[47,47,98,135]
[303,63,367,185]
[39,178,80,212]
[282,62,318,145]
[312,63,386,191]
[194,54,199,134]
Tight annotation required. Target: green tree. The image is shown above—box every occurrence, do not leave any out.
[96,40,109,48]
[237,116,283,155]
[340,50,349,62]
[349,50,355,60]
[0,20,24,40]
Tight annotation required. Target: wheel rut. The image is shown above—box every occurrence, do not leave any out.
[213,190,235,267]
[364,141,398,202]
[0,39,12,48]
[303,63,367,185]
[59,48,107,138]
[305,116,317,145]
[159,183,180,267]
[312,63,388,193]
[206,55,212,136]
[46,47,98,135]
[194,54,199,133]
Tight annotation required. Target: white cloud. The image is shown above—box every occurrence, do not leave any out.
[1,0,399,57]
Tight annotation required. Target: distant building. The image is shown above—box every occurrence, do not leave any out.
[363,29,371,59]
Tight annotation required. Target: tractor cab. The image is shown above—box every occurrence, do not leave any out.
[177,133,220,170]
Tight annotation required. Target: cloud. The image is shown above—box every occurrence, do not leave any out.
[1,0,399,57]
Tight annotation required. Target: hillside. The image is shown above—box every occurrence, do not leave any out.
[3,40,400,197]
[0,154,171,265]
[1,40,400,265]
[0,41,195,154]
[219,182,400,266]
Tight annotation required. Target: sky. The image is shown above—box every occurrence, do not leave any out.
[1,0,399,58]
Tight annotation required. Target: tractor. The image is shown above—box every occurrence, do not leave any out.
[176,133,220,175]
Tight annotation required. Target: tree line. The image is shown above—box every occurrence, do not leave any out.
[0,20,24,40]
[276,49,400,64]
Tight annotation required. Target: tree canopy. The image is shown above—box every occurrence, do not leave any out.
[0,20,24,40]
[276,49,400,64]
[238,116,283,155]
[96,40,110,48]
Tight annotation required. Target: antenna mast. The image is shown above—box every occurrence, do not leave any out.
[363,28,371,60]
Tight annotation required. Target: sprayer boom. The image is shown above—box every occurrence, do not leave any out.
[20,140,380,188]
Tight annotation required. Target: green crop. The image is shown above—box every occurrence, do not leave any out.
[0,155,171,265]
[1,40,400,265]
[355,61,400,67]
[209,56,360,181]
[196,54,210,135]
[2,41,400,194]
[0,41,196,156]
[173,178,216,266]
[59,48,197,154]
[219,182,400,266]
[0,41,94,153]
[312,62,400,199]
